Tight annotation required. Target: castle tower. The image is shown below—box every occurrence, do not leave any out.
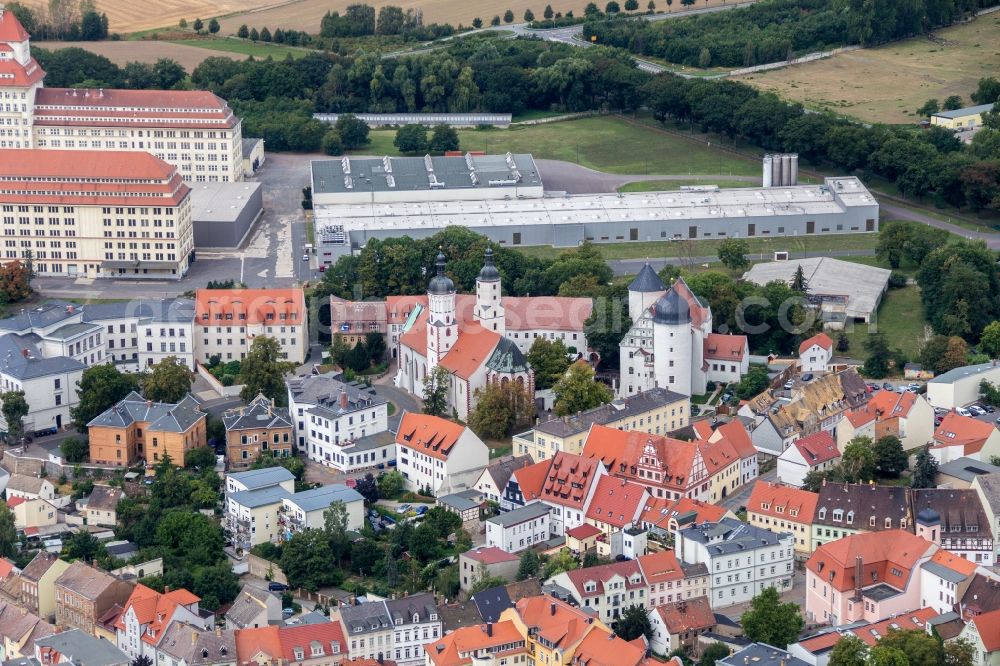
[426,251,458,373]
[652,286,693,397]
[627,262,666,322]
[473,247,505,336]
[0,8,44,148]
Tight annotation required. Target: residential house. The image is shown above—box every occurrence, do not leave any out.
[4,476,56,502]
[34,630,129,666]
[961,573,1000,621]
[83,299,196,371]
[485,504,551,554]
[385,593,442,666]
[804,530,936,625]
[501,452,604,536]
[115,584,208,661]
[546,559,646,624]
[6,496,59,532]
[437,490,483,527]
[87,391,206,467]
[677,518,795,609]
[225,466,296,495]
[156,623,236,666]
[395,412,489,495]
[718,644,809,666]
[222,395,294,470]
[473,456,533,505]
[513,388,690,462]
[647,596,715,656]
[234,622,346,666]
[329,297,387,350]
[919,549,978,616]
[194,288,309,364]
[584,476,649,549]
[223,466,296,551]
[973,473,1000,562]
[740,369,869,457]
[788,607,938,666]
[707,419,759,489]
[0,601,54,660]
[564,524,602,555]
[747,481,819,557]
[836,390,935,453]
[423,620,527,666]
[280,484,364,535]
[459,548,520,593]
[638,497,731,541]
[340,600,393,661]
[81,485,122,528]
[911,488,994,565]
[931,412,1000,464]
[15,552,69,619]
[54,561,134,634]
[287,373,390,472]
[638,549,702,606]
[812,483,911,550]
[937,457,1000,489]
[958,606,1000,666]
[777,431,841,488]
[799,333,833,374]
[225,585,282,629]
[570,622,650,666]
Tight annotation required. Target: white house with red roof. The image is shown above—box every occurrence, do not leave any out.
[502,451,606,536]
[777,431,841,488]
[584,476,649,538]
[619,269,748,398]
[958,606,1000,666]
[394,411,489,494]
[787,607,938,665]
[799,333,834,374]
[836,389,935,453]
[546,558,647,624]
[395,251,540,420]
[931,412,1000,464]
[919,548,980,615]
[115,584,209,661]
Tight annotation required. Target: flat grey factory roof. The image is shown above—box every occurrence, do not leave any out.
[312,153,541,195]
[743,256,890,318]
[314,177,874,231]
[228,466,295,489]
[190,181,262,223]
[929,362,1000,385]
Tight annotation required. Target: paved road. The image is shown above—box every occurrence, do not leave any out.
[608,249,876,276]
[721,467,775,512]
[881,202,1000,249]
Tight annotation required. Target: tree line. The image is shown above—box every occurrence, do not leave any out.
[6,0,108,41]
[583,0,998,68]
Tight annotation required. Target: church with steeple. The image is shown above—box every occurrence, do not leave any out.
[618,264,749,398]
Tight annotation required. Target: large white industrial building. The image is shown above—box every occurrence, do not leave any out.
[310,151,879,262]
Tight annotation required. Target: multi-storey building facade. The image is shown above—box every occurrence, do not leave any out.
[747,480,818,557]
[223,467,296,551]
[222,394,294,470]
[115,584,209,661]
[385,593,441,666]
[0,150,194,280]
[395,412,489,495]
[87,391,206,467]
[195,288,308,363]
[54,561,134,634]
[84,299,196,370]
[13,551,69,619]
[0,9,245,183]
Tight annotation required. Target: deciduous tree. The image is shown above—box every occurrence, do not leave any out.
[335,113,370,149]
[873,435,907,478]
[553,363,612,416]
[429,124,460,153]
[1,391,29,444]
[0,502,17,558]
[0,260,31,304]
[527,338,570,390]
[740,587,803,648]
[517,549,540,580]
[208,18,220,34]
[239,336,295,406]
[841,436,876,483]
[469,381,533,440]
[71,364,140,431]
[394,123,428,154]
[143,356,193,404]
[422,365,450,417]
[615,604,652,640]
[717,238,750,273]
[60,436,88,463]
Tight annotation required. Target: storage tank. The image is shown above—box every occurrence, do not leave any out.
[762,155,772,188]
[781,154,792,186]
[790,154,799,185]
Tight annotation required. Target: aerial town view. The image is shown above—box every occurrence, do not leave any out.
[0,0,999,664]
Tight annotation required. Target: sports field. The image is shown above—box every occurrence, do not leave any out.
[737,16,1000,124]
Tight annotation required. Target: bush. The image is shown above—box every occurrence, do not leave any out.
[322,129,343,155]
[60,436,89,463]
[888,271,908,289]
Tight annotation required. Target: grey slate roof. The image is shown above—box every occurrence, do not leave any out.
[34,629,129,666]
[937,457,1000,483]
[975,472,1000,513]
[82,298,195,324]
[628,263,666,293]
[158,623,236,665]
[19,551,61,582]
[283,484,363,512]
[535,387,688,437]
[225,586,276,628]
[45,322,100,341]
[485,337,529,374]
[340,430,395,453]
[287,373,386,414]
[222,394,292,432]
[814,483,909,530]
[87,391,205,433]
[385,592,439,626]
[227,466,295,490]
[340,600,392,635]
[719,644,809,666]
[481,456,533,493]
[0,302,78,334]
[921,560,968,584]
[680,518,790,555]
[6,474,48,495]
[487,502,550,527]
[229,486,292,509]
[471,585,511,623]
[0,334,85,380]
[438,491,481,513]
[909,488,988,539]
[84,485,122,512]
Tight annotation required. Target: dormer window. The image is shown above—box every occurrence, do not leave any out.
[430,614,438,621]
[776,506,784,514]
[870,516,876,527]
[885,517,892,529]
[413,613,420,622]
[395,618,403,625]
[832,509,843,522]
[294,649,304,660]
[761,503,770,511]
[311,645,324,657]
[846,511,854,524]
[818,508,826,520]
[332,644,340,654]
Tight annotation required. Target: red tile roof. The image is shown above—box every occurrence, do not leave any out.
[278,621,347,662]
[512,596,595,651]
[0,57,44,86]
[0,9,31,41]
[797,607,937,653]
[235,626,282,664]
[932,413,996,455]
[573,624,647,666]
[425,621,525,666]
[0,557,15,580]
[800,332,833,355]
[654,596,715,634]
[868,390,917,419]
[670,279,709,329]
[566,523,602,540]
[195,288,305,327]
[805,530,933,593]
[517,452,602,510]
[637,550,684,585]
[698,437,739,476]
[564,559,645,597]
[462,547,520,566]
[585,476,647,528]
[438,323,501,380]
[114,584,201,646]
[638,497,728,532]
[747,481,818,523]
[6,497,25,508]
[789,431,840,466]
[33,88,237,130]
[704,333,747,362]
[395,412,468,462]
[928,548,978,577]
[583,425,699,495]
[709,420,756,460]
[972,607,1000,651]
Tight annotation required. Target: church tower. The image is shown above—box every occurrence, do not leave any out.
[426,251,458,373]
[0,8,44,148]
[652,285,693,397]
[473,247,505,336]
[627,262,666,322]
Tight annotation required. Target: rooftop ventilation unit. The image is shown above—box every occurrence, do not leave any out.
[465,153,475,170]
[386,175,395,188]
[344,176,353,190]
[424,155,434,173]
[382,156,392,173]
[341,157,351,175]
[470,172,479,185]
[505,152,515,169]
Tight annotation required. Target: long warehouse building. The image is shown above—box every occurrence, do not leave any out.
[311,152,879,261]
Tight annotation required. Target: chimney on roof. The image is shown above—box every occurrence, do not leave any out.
[340,390,349,410]
[66,305,74,314]
[20,349,27,357]
[550,602,556,616]
[191,629,198,645]
[486,622,492,637]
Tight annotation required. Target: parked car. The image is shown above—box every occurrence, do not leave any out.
[957,407,972,417]
[415,505,429,516]
[398,504,412,515]
[882,382,893,390]
[722,392,733,402]
[986,405,996,413]
[969,405,987,416]
[268,582,289,591]
[801,373,814,382]
[934,407,948,415]
[783,380,794,390]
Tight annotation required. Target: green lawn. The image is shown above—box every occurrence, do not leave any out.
[169,39,314,60]
[842,285,928,364]
[514,232,880,261]
[352,116,760,176]
[618,179,759,192]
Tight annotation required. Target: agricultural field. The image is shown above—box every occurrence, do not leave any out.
[355,116,761,177]
[215,0,737,37]
[21,0,277,33]
[35,37,312,70]
[737,16,1000,124]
